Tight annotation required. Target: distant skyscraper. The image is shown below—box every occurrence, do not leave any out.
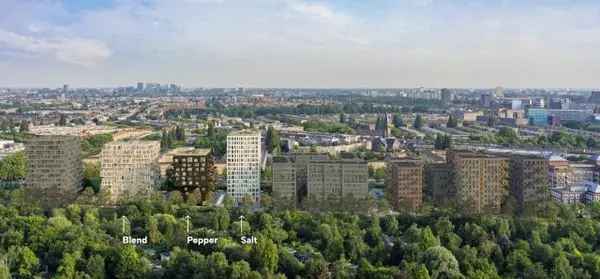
[480,93,494,107]
[61,85,68,101]
[100,141,161,204]
[169,84,180,93]
[495,86,504,98]
[137,82,144,91]
[589,91,600,104]
[227,130,261,205]
[375,113,391,137]
[25,135,83,208]
[511,99,523,110]
[441,88,453,104]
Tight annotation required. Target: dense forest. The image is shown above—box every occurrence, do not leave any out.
[2,188,600,278]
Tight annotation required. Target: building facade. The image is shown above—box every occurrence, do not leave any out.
[527,108,548,126]
[584,182,600,204]
[441,88,453,104]
[569,163,598,186]
[386,160,424,211]
[424,163,453,205]
[167,148,215,203]
[448,151,509,214]
[226,130,261,205]
[510,155,550,207]
[292,153,329,203]
[547,109,593,122]
[272,156,296,201]
[100,141,160,204]
[548,155,570,189]
[25,135,83,207]
[553,182,600,204]
[306,157,368,201]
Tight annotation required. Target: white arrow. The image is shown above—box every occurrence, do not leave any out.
[122,216,129,235]
[185,215,191,234]
[239,215,245,235]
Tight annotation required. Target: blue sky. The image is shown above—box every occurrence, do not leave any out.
[1,0,599,88]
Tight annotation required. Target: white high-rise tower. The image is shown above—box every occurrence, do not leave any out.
[227,130,261,205]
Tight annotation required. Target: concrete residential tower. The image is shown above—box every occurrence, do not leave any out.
[100,141,161,204]
[386,159,424,211]
[448,151,510,214]
[25,135,83,208]
[227,130,261,205]
[166,148,216,203]
[306,154,368,201]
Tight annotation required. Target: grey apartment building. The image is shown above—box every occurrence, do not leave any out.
[25,135,83,208]
[307,156,369,201]
[272,156,296,201]
[272,153,368,207]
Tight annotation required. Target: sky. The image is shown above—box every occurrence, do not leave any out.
[1,0,599,88]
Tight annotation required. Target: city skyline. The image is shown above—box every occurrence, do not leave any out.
[1,0,600,88]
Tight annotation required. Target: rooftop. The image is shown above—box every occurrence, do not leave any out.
[159,147,211,164]
[451,151,508,160]
[228,129,260,136]
[169,147,211,156]
[106,140,159,147]
[390,159,423,167]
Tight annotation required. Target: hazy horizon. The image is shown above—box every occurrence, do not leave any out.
[1,0,600,88]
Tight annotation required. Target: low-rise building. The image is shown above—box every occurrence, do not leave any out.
[527,108,548,126]
[584,182,600,204]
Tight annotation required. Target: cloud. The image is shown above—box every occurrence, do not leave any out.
[1,0,600,87]
[289,1,351,25]
[0,29,111,67]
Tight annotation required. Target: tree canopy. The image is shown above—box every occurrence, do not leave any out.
[2,188,600,278]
